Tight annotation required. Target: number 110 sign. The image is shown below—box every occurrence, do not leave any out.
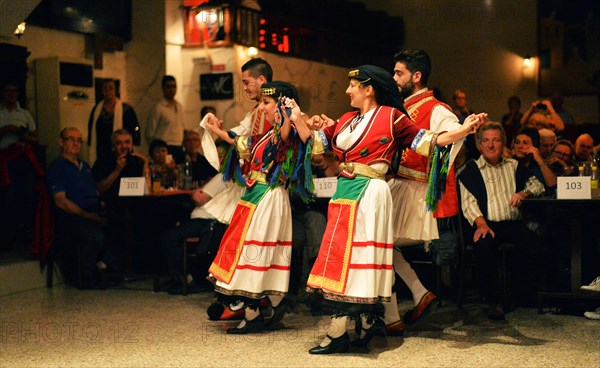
[557,177,591,199]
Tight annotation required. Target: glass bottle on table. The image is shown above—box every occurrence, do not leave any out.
[144,166,151,195]
[150,163,161,194]
[591,150,599,198]
[183,158,193,190]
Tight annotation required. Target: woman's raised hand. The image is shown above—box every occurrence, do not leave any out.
[281,97,301,122]
[463,112,488,134]
[306,114,334,130]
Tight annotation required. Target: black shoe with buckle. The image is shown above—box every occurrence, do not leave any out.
[309,333,350,355]
[226,315,265,334]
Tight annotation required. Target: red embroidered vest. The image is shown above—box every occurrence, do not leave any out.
[400,90,458,217]
[327,106,413,166]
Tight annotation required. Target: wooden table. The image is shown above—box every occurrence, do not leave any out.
[106,191,195,288]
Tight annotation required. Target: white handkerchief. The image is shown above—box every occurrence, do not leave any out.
[199,113,220,171]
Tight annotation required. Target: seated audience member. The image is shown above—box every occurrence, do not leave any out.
[546,139,576,176]
[46,127,107,288]
[458,121,546,320]
[574,133,595,164]
[93,129,147,198]
[501,95,523,144]
[175,130,218,187]
[92,129,147,274]
[160,173,227,295]
[538,128,556,160]
[290,152,339,303]
[149,139,180,189]
[520,99,565,133]
[512,127,557,191]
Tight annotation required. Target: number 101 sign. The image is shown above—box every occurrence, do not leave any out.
[557,176,591,199]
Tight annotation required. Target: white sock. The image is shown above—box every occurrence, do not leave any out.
[359,315,374,338]
[268,295,283,308]
[394,249,427,305]
[320,316,347,347]
[383,291,401,325]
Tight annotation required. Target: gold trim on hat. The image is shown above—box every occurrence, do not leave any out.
[348,69,359,77]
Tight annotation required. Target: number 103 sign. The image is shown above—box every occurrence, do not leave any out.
[557,177,591,199]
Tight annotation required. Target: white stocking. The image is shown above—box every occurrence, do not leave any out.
[267,295,283,308]
[394,249,427,305]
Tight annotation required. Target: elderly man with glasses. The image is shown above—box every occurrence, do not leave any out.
[46,127,108,289]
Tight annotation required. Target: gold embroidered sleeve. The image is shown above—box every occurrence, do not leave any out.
[311,130,329,156]
[234,135,251,160]
[411,129,439,157]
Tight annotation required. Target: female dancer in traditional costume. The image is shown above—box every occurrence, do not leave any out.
[300,65,482,354]
[205,81,312,334]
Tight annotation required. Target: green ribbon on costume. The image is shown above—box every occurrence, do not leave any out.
[425,145,451,212]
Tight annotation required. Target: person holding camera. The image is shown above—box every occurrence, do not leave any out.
[520,99,565,133]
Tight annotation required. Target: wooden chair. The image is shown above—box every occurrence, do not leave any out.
[455,211,515,310]
[181,236,201,296]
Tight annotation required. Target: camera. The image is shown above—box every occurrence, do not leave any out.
[535,102,547,111]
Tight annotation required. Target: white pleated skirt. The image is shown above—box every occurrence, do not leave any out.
[211,186,292,298]
[388,178,439,245]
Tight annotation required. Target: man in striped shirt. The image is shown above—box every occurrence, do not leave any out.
[458,121,545,320]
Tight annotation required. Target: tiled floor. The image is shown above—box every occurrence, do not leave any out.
[1,281,599,367]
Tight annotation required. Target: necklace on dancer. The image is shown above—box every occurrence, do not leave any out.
[349,114,364,132]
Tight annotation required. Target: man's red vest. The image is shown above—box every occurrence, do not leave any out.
[398,90,458,218]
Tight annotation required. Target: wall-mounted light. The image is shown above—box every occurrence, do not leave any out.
[523,55,532,68]
[14,22,26,38]
[247,47,258,58]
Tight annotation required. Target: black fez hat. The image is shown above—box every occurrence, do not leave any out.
[260,81,300,104]
[348,65,404,111]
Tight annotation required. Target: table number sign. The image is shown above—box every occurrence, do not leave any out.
[118,177,148,196]
[557,176,591,199]
[313,178,337,198]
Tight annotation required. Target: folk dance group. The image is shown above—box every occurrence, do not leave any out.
[203,60,485,354]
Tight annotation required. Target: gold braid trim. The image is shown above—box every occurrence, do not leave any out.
[247,170,267,184]
[338,162,385,180]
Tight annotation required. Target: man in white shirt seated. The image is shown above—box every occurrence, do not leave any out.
[458,121,546,320]
[159,173,228,295]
